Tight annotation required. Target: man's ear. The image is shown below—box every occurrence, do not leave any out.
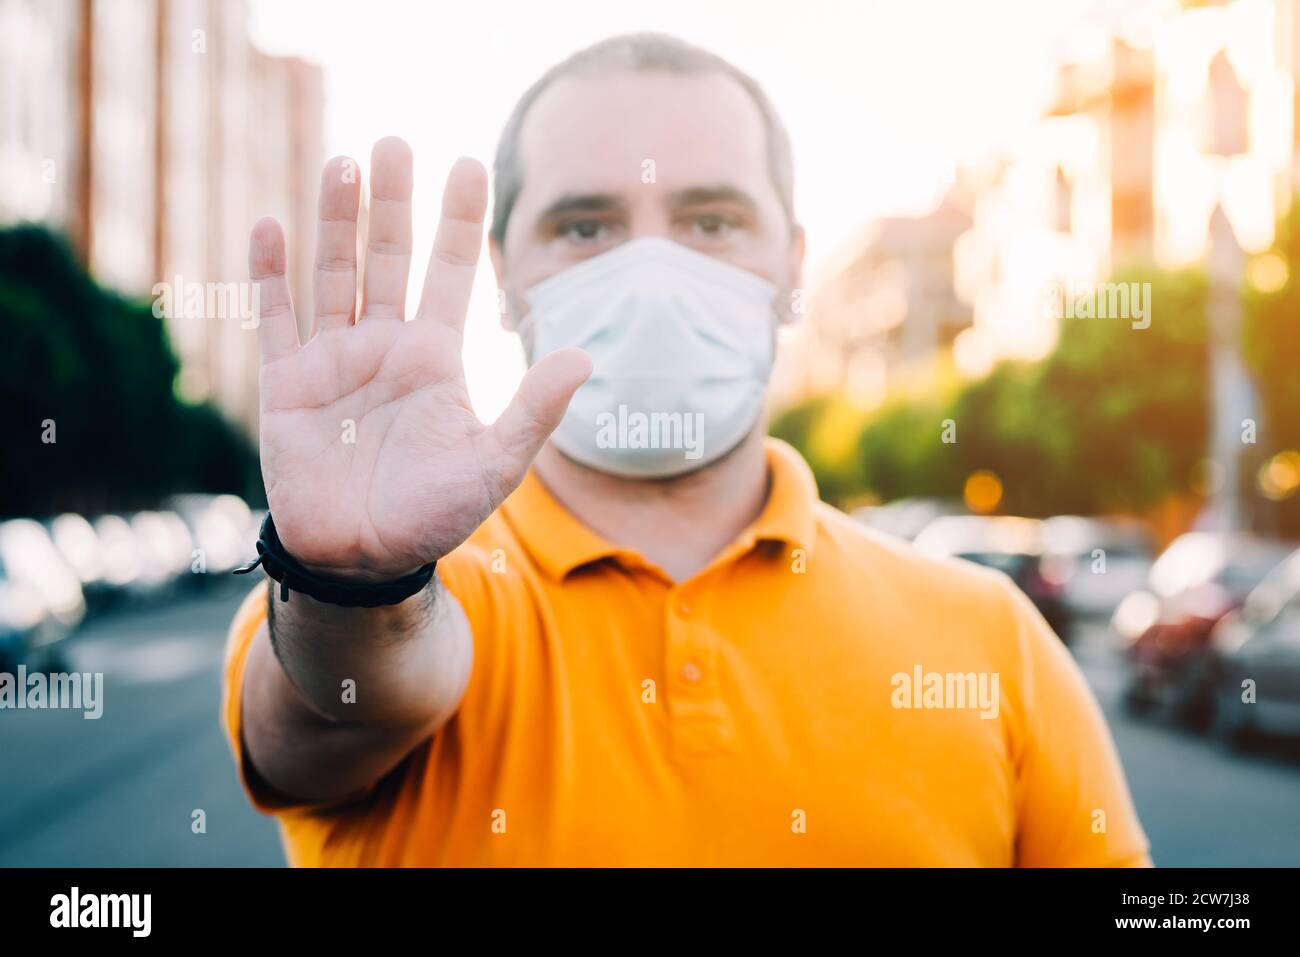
[489,236,514,331]
[782,224,807,325]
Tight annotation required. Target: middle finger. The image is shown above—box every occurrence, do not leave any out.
[359,137,414,321]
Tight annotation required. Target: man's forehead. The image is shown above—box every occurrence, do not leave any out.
[515,69,771,200]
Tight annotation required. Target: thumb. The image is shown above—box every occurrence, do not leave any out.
[490,346,592,474]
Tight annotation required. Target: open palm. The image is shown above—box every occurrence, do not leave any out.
[248,139,590,581]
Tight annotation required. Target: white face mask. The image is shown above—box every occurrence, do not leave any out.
[521,237,779,478]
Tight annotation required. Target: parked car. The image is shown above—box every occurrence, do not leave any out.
[1116,532,1294,725]
[168,494,255,577]
[853,498,963,543]
[0,518,86,670]
[913,515,1071,639]
[92,513,149,598]
[1041,516,1154,621]
[1201,549,1300,747]
[129,510,196,591]
[44,512,114,609]
[0,566,46,673]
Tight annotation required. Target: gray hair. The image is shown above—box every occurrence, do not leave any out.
[490,32,796,247]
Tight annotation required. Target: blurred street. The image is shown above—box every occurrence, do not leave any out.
[1071,624,1300,867]
[0,584,284,867]
[1,587,1297,867]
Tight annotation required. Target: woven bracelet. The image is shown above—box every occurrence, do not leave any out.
[234,512,436,607]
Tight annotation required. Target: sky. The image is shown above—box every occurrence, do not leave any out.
[247,0,1173,419]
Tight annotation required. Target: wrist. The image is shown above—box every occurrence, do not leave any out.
[294,559,427,585]
[235,513,436,607]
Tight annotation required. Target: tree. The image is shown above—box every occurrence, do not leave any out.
[1243,206,1300,536]
[773,266,1210,517]
[0,224,258,517]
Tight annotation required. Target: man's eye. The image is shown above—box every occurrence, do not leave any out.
[559,219,606,242]
[693,214,735,237]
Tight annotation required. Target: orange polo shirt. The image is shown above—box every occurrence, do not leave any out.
[221,438,1150,867]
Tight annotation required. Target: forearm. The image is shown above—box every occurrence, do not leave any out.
[236,137,574,806]
[242,574,472,802]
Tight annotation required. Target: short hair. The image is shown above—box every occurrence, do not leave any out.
[490,32,796,247]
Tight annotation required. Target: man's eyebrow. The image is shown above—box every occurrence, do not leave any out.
[666,185,761,211]
[533,193,628,229]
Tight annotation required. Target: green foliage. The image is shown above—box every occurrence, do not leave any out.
[1243,207,1300,443]
[0,224,258,517]
[858,389,958,503]
[770,394,864,504]
[774,266,1212,515]
[945,359,1067,515]
[1023,266,1209,515]
[1243,205,1300,535]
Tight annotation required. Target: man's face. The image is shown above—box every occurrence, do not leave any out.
[490,69,804,332]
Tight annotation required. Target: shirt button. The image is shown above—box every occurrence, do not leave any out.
[676,597,693,617]
[681,661,703,683]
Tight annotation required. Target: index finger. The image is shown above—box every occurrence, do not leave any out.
[248,217,300,363]
[359,137,414,321]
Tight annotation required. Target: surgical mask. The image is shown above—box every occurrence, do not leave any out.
[520,237,779,479]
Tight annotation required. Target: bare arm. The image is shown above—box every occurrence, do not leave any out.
[240,576,471,802]
[236,138,589,804]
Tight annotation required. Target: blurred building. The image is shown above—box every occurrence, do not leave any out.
[775,186,972,407]
[782,0,1299,405]
[950,36,1152,375]
[0,0,84,236]
[960,0,1296,374]
[0,0,323,436]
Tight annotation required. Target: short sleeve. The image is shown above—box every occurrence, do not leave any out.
[1005,582,1153,867]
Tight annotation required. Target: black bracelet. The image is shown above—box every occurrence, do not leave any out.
[234,512,436,607]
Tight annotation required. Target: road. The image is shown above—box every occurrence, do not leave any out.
[1,588,1297,866]
[0,584,284,866]
[1071,623,1300,867]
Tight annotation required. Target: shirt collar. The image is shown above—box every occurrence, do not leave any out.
[501,437,819,581]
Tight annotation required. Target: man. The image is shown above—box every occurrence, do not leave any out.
[224,33,1151,866]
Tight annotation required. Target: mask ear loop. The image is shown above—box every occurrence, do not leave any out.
[512,306,536,341]
[505,289,541,365]
[770,285,799,327]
